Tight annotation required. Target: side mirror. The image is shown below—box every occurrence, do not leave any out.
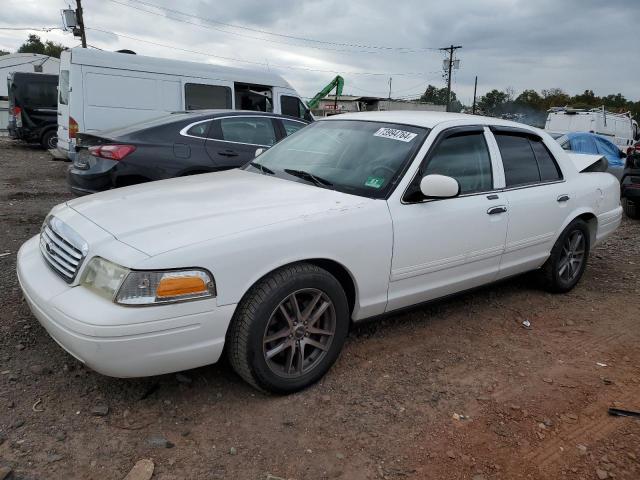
[254,148,265,158]
[420,174,460,199]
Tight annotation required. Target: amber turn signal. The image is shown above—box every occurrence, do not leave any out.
[156,276,207,298]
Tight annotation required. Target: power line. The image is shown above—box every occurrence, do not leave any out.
[86,27,436,77]
[111,0,439,54]
[0,27,63,31]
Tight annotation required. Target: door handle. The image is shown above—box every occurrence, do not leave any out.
[218,150,239,157]
[487,205,507,215]
[557,194,570,202]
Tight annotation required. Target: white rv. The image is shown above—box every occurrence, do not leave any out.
[545,107,639,150]
[57,48,311,159]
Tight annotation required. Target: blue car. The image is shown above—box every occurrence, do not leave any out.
[557,132,626,179]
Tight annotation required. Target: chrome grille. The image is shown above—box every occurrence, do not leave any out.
[39,217,87,283]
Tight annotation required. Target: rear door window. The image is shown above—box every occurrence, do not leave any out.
[25,81,57,108]
[494,134,541,187]
[424,132,493,194]
[217,116,276,146]
[184,83,232,110]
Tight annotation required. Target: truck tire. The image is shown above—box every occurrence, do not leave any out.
[622,198,640,219]
[227,262,349,394]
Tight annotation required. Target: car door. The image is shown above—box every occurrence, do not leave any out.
[205,115,278,168]
[386,126,509,311]
[490,127,569,279]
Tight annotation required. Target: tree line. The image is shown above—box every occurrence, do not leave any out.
[420,84,640,127]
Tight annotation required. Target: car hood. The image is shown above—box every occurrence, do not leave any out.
[67,169,367,256]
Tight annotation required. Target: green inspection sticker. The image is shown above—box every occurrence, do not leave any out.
[364,176,385,188]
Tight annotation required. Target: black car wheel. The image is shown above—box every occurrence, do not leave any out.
[40,130,57,150]
[227,263,349,394]
[622,198,640,219]
[540,219,590,293]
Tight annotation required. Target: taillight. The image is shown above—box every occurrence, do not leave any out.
[89,144,136,161]
[10,106,21,117]
[69,116,79,139]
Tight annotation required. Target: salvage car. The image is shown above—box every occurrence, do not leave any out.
[17,111,623,393]
[556,132,626,179]
[67,110,310,195]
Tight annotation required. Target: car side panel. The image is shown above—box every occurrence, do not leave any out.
[129,199,394,321]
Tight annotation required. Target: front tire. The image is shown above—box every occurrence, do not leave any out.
[540,219,590,293]
[227,263,349,394]
[622,198,640,219]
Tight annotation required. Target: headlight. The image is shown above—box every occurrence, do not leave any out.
[81,257,129,300]
[80,257,216,306]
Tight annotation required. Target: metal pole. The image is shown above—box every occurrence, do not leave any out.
[388,76,392,110]
[472,75,478,114]
[439,45,462,112]
[76,0,87,48]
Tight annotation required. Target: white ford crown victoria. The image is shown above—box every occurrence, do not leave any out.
[17,111,622,393]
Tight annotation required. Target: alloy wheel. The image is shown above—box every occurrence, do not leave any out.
[558,230,585,282]
[262,288,336,378]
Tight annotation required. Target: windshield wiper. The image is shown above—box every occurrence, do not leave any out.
[248,162,274,175]
[284,169,334,188]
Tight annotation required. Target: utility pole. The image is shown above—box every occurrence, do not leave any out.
[387,77,392,110]
[75,0,87,48]
[439,44,462,112]
[472,75,478,114]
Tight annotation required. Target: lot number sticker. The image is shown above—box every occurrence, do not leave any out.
[373,127,418,142]
[364,176,385,189]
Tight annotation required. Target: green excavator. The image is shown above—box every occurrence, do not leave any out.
[307,75,344,110]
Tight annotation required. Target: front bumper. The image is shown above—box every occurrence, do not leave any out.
[17,236,236,377]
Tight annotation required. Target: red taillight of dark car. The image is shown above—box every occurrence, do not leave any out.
[10,106,22,118]
[89,144,137,161]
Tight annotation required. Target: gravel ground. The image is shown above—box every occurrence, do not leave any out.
[0,137,639,480]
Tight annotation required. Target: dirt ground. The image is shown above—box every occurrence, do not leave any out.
[0,136,639,480]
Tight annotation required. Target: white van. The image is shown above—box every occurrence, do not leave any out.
[545,107,639,150]
[57,48,311,159]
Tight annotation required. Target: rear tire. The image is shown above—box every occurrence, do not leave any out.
[622,198,640,219]
[540,219,590,293]
[227,263,349,394]
[40,130,57,150]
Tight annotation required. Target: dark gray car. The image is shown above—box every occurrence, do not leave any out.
[67,110,310,195]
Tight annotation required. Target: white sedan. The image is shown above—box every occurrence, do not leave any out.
[17,111,622,393]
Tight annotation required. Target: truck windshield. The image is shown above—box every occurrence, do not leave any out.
[244,120,428,199]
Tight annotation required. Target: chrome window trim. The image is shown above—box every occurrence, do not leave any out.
[179,115,305,142]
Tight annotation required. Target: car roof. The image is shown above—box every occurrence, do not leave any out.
[320,110,541,132]
[566,132,616,144]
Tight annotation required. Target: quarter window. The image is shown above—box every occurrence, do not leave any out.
[424,132,493,194]
[530,139,562,181]
[186,121,210,138]
[218,117,276,146]
[184,83,231,110]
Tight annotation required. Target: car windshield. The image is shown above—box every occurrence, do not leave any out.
[243,120,428,198]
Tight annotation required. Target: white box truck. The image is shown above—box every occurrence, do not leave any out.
[57,48,311,159]
[545,107,639,150]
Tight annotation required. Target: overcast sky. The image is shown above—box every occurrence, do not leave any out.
[1,0,638,104]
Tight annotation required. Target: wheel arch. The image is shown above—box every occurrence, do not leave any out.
[554,209,598,248]
[237,258,359,320]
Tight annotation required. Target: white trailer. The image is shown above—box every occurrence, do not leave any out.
[1,54,60,135]
[57,48,311,159]
[545,107,639,150]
